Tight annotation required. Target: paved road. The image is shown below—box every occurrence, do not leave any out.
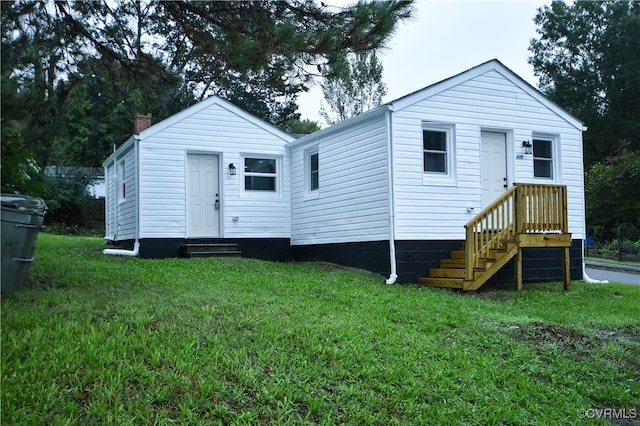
[584,261,640,286]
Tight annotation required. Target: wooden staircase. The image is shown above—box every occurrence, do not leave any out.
[182,242,242,258]
[420,183,572,291]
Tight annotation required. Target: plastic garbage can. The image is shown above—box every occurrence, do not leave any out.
[1,194,47,293]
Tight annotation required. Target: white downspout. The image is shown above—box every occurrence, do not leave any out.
[581,240,608,283]
[104,137,141,257]
[385,108,398,284]
[103,241,140,257]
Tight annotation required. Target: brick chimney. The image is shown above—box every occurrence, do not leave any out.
[134,113,152,133]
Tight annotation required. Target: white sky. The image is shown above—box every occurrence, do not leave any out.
[297,0,549,126]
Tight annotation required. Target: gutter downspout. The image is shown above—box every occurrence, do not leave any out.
[103,241,140,257]
[574,128,603,282]
[104,136,141,257]
[385,107,398,284]
[581,240,608,283]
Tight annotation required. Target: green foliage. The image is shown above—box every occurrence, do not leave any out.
[320,51,388,125]
[2,234,639,424]
[38,173,94,227]
[281,118,321,135]
[529,0,640,168]
[2,0,414,196]
[585,148,640,241]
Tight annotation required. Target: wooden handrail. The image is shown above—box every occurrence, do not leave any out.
[464,183,568,280]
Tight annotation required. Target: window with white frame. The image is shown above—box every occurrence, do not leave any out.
[244,157,277,191]
[117,159,126,202]
[533,137,554,179]
[422,123,455,184]
[307,148,319,192]
[423,130,447,173]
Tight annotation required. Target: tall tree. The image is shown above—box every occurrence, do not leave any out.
[529,0,640,167]
[529,0,640,241]
[2,0,414,193]
[155,1,411,126]
[320,51,388,125]
[585,147,640,241]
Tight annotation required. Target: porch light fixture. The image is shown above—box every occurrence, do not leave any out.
[522,140,533,155]
[228,163,237,175]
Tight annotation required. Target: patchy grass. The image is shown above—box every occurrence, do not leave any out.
[2,233,639,425]
[586,256,640,267]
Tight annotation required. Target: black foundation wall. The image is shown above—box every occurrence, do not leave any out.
[292,241,391,278]
[107,238,583,286]
[486,239,583,286]
[107,238,292,261]
[293,239,584,285]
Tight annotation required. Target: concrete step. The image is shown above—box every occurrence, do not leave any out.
[182,243,242,258]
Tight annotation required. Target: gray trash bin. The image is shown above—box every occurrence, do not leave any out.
[1,194,47,293]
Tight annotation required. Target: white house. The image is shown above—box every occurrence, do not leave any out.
[289,59,585,285]
[103,96,294,260]
[103,60,586,287]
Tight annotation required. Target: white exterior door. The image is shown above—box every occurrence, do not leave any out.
[481,131,508,208]
[187,154,220,237]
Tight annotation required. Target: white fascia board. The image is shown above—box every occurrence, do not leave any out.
[390,59,584,132]
[137,95,295,142]
[287,105,391,149]
[102,135,137,167]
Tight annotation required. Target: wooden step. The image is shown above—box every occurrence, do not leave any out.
[440,259,465,268]
[419,277,464,289]
[441,258,494,269]
[429,268,466,278]
[430,268,486,280]
[450,250,466,259]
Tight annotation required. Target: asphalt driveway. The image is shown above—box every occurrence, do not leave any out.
[584,260,640,286]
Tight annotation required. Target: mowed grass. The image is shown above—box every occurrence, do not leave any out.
[2,234,639,425]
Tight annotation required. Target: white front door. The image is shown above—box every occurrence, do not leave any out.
[481,131,508,208]
[187,154,220,237]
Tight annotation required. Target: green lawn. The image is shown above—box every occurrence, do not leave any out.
[2,233,639,425]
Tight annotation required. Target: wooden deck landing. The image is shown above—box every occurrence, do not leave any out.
[419,184,572,291]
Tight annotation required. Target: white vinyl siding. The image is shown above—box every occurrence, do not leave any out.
[104,144,137,240]
[104,162,116,239]
[135,98,292,239]
[391,67,585,240]
[291,110,390,245]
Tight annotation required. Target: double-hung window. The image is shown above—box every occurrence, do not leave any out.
[117,159,126,202]
[305,147,319,194]
[422,122,456,185]
[244,157,277,191]
[310,152,319,191]
[423,129,447,173]
[533,137,554,179]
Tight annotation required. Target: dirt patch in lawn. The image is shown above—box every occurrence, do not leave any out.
[506,322,640,370]
[598,324,640,344]
[506,321,597,359]
[470,290,514,303]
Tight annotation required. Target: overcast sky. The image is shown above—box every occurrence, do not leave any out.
[297,0,550,126]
